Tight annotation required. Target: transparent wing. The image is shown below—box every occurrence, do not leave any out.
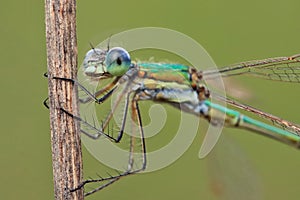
[211,92,300,135]
[206,135,263,200]
[203,54,300,82]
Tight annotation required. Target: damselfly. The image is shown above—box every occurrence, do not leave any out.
[55,46,300,196]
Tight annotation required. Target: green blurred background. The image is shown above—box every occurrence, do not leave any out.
[1,0,300,199]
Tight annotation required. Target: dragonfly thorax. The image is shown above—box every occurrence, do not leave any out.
[188,67,210,100]
[196,84,211,100]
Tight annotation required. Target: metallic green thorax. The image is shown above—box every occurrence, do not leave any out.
[136,62,209,100]
[137,63,192,85]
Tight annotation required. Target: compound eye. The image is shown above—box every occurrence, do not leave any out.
[105,47,131,76]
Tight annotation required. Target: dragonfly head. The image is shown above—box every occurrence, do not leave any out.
[83,48,111,79]
[83,47,131,79]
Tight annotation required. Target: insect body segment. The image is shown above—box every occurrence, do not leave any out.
[67,46,300,195]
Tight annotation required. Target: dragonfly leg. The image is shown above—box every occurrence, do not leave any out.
[42,73,49,109]
[60,107,117,141]
[43,97,49,109]
[54,70,140,142]
[72,92,147,196]
[79,77,120,104]
[59,79,138,142]
[52,76,119,104]
[60,87,129,142]
[44,75,123,140]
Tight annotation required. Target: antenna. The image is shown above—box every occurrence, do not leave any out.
[89,42,95,50]
[107,34,112,51]
[89,42,98,54]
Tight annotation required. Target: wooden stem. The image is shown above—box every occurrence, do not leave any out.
[45,0,84,199]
